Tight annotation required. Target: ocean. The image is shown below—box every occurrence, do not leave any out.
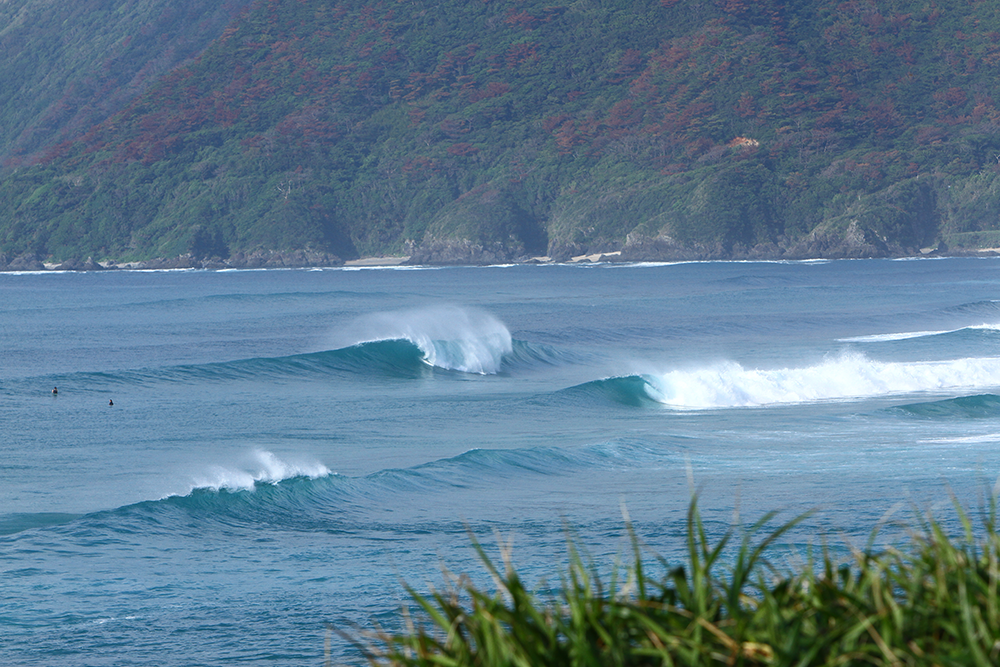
[3,258,1000,665]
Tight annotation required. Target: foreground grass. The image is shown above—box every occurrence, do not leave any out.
[344,497,1000,667]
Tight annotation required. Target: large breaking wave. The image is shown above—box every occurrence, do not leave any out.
[20,307,580,391]
[324,305,512,374]
[643,352,1000,408]
[560,352,1000,410]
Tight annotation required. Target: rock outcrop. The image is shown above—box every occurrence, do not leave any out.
[405,239,525,265]
[0,249,343,272]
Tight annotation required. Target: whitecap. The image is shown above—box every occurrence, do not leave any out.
[839,329,954,342]
[645,352,1000,409]
[324,305,512,374]
[189,450,331,493]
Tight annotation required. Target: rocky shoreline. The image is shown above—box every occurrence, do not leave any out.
[0,249,347,272]
[0,226,988,273]
[397,220,965,266]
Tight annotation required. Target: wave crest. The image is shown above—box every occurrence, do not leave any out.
[839,323,1000,343]
[644,352,1000,409]
[324,305,512,374]
[188,450,331,493]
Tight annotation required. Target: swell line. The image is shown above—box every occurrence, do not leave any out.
[644,353,1000,409]
[0,441,676,537]
[555,352,1000,410]
[839,323,1000,343]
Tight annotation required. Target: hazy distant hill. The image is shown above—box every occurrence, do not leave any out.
[0,0,252,167]
[3,0,1000,267]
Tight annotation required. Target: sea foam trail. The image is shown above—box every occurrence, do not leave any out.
[644,352,1000,409]
[839,323,1000,343]
[324,305,512,374]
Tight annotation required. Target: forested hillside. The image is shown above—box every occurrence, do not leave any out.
[4,0,1000,267]
[0,0,252,168]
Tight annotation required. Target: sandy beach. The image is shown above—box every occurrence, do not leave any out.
[343,256,410,267]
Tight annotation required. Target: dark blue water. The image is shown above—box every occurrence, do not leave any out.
[4,258,1000,664]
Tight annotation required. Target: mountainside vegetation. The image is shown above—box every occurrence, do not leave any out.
[4,0,1000,267]
[0,0,253,168]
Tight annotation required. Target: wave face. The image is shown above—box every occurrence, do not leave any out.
[29,306,524,389]
[27,339,565,393]
[159,341,432,382]
[642,352,1000,409]
[323,305,512,374]
[503,339,585,372]
[3,441,676,538]
[0,451,334,538]
[946,299,1000,318]
[557,375,660,407]
[34,341,433,387]
[0,512,82,537]
[889,394,1000,419]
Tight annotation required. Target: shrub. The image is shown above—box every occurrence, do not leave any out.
[345,496,1000,666]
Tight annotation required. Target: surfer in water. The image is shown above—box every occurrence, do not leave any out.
[52,387,58,395]
[109,399,114,406]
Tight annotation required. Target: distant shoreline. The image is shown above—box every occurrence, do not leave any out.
[342,256,410,267]
[4,246,1000,273]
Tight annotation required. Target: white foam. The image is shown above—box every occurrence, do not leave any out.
[326,305,513,374]
[644,352,1000,409]
[919,433,1000,445]
[840,323,1000,343]
[338,265,443,271]
[839,330,954,342]
[190,450,330,492]
[94,615,140,625]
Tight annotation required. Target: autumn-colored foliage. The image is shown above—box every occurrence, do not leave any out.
[2,0,1000,263]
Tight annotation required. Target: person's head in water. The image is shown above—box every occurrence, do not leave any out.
[52,387,58,394]
[109,399,114,406]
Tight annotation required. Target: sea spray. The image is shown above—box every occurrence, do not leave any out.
[644,351,1000,408]
[324,305,513,374]
[188,450,331,493]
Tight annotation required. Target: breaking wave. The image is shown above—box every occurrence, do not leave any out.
[641,352,1000,409]
[556,375,661,407]
[1,441,677,537]
[185,449,332,494]
[27,339,568,393]
[323,305,512,374]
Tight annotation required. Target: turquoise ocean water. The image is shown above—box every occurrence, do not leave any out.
[4,258,1000,664]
